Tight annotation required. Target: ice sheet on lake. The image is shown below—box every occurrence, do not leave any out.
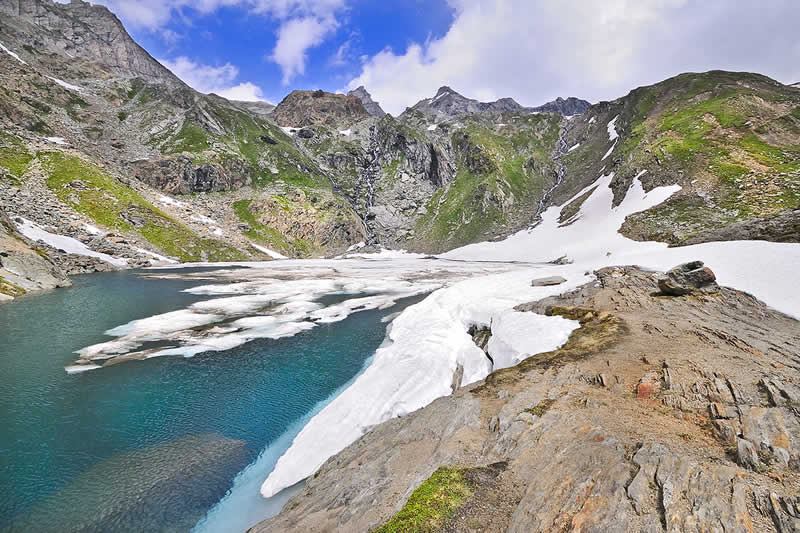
[70,258,520,371]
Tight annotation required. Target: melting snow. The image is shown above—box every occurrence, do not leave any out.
[250,243,288,260]
[427,124,438,131]
[601,140,617,161]
[47,76,82,93]
[0,41,25,64]
[568,143,580,152]
[607,115,619,142]
[45,137,68,145]
[338,129,352,136]
[135,247,178,264]
[158,195,186,208]
[260,170,800,498]
[14,217,127,267]
[280,126,299,136]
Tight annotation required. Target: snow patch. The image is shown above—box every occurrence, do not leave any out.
[601,140,617,161]
[427,124,438,131]
[0,41,25,64]
[250,243,288,260]
[135,247,178,264]
[280,126,299,136]
[568,143,580,152]
[47,76,82,93]
[338,129,352,136]
[488,310,578,370]
[607,115,619,142]
[45,137,68,145]
[14,217,127,267]
[158,195,186,208]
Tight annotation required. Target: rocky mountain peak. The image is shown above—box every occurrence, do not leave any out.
[272,89,370,128]
[0,0,181,84]
[347,86,386,117]
[531,96,591,115]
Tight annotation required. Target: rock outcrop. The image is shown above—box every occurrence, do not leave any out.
[658,260,720,295]
[0,209,70,300]
[257,265,800,532]
[530,96,591,115]
[271,90,370,128]
[347,86,386,117]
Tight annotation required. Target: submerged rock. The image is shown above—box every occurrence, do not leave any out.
[658,260,720,295]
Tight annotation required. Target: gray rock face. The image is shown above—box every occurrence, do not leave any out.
[658,260,720,295]
[406,86,589,120]
[0,0,181,84]
[130,156,251,194]
[681,208,800,245]
[531,275,567,286]
[347,86,386,117]
[0,209,70,298]
[272,90,370,127]
[257,266,800,532]
[531,96,591,115]
[405,86,523,120]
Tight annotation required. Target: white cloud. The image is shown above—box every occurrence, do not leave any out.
[348,0,800,115]
[215,82,267,102]
[158,56,270,102]
[270,16,337,84]
[91,0,347,85]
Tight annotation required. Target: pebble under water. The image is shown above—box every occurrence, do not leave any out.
[0,269,418,532]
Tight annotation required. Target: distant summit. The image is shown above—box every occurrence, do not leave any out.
[272,90,369,128]
[405,86,588,119]
[531,96,591,115]
[347,86,386,117]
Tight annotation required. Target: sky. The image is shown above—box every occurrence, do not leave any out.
[74,0,800,115]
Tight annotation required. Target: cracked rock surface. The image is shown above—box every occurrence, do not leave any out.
[255,266,800,532]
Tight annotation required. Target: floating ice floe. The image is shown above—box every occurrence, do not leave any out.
[14,217,127,267]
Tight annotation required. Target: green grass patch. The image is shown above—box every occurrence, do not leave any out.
[117,111,129,122]
[375,466,473,533]
[166,121,210,154]
[41,152,245,262]
[0,276,26,298]
[0,134,32,179]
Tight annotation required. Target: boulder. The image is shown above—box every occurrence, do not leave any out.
[658,261,719,296]
[531,276,567,287]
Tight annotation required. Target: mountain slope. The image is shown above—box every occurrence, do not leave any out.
[555,71,800,246]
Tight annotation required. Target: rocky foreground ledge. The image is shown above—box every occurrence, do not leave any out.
[255,265,800,532]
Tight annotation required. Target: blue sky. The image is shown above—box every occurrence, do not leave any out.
[86,0,800,115]
[109,0,455,105]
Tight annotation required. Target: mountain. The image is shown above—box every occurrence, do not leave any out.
[0,0,798,302]
[271,89,370,128]
[556,71,800,246]
[347,86,386,117]
[404,86,590,121]
[531,96,591,115]
[791,82,800,88]
[404,86,523,120]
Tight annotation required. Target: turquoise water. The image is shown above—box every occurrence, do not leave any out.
[0,269,414,532]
